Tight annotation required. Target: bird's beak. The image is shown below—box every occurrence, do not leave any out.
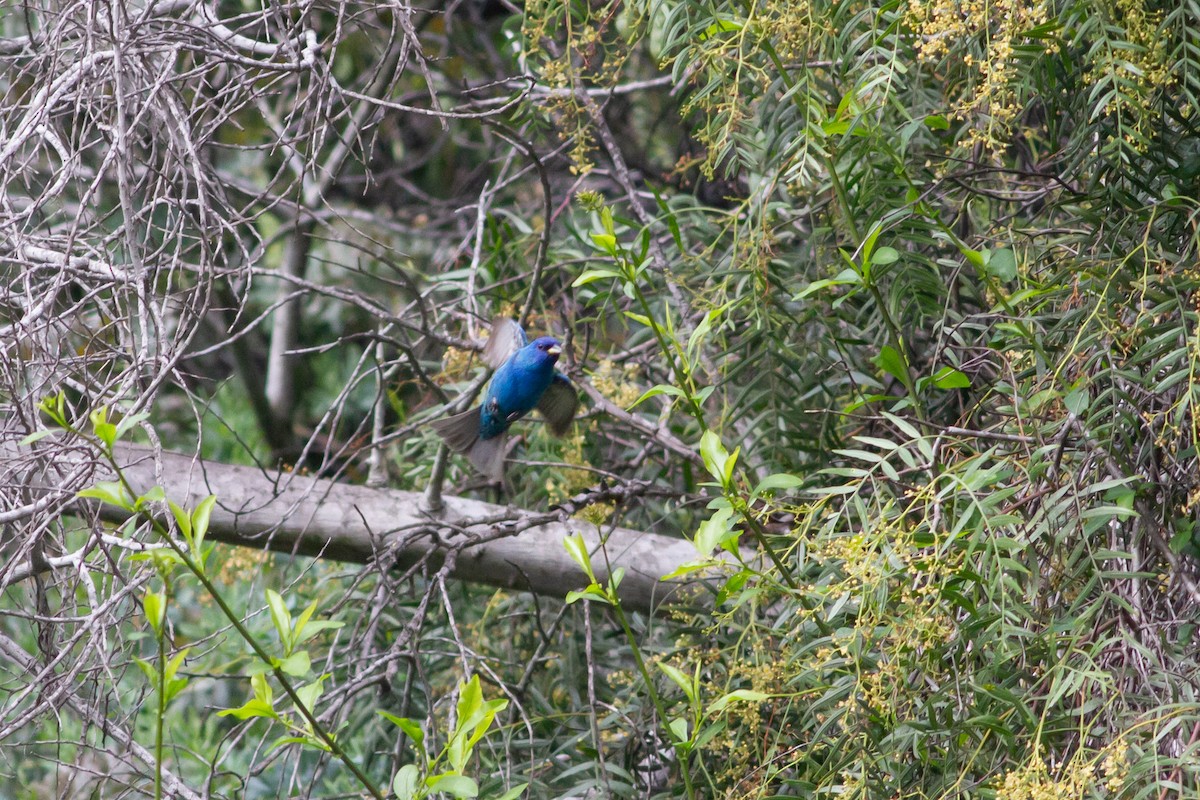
[546,345,562,356]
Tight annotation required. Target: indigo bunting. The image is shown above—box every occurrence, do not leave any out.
[432,318,578,480]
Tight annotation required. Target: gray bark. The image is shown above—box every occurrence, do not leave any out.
[90,446,728,614]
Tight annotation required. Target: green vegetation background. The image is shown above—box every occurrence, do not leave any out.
[2,0,1199,797]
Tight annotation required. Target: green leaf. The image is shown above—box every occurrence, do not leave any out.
[289,601,344,648]
[1064,387,1089,416]
[793,268,861,300]
[752,473,803,497]
[589,233,618,255]
[77,481,135,511]
[294,619,343,645]
[164,675,189,704]
[860,221,884,267]
[492,783,529,800]
[657,662,697,704]
[700,17,742,39]
[136,485,166,509]
[695,720,727,750]
[564,585,610,605]
[291,599,319,646]
[163,648,188,681]
[931,367,970,389]
[562,533,595,582]
[143,590,166,634]
[218,698,277,721]
[607,566,625,591]
[1170,529,1193,554]
[251,672,273,705]
[723,446,740,486]
[270,734,322,752]
[667,717,689,744]
[572,268,621,287]
[130,549,184,574]
[134,656,157,684]
[191,495,217,558]
[37,393,68,427]
[707,689,770,714]
[90,407,116,449]
[687,304,728,364]
[294,676,325,714]
[961,247,986,269]
[266,589,292,651]
[278,651,311,677]
[715,569,751,607]
[19,429,56,446]
[693,506,735,556]
[873,345,909,385]
[378,711,425,748]
[872,246,900,265]
[924,114,950,130]
[169,500,192,542]
[629,383,685,408]
[623,310,653,328]
[699,430,728,483]
[114,411,150,441]
[426,774,478,799]
[659,560,718,580]
[986,248,1017,280]
[393,764,421,800]
[455,676,483,737]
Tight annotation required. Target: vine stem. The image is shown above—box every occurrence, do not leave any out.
[590,543,698,799]
[89,437,387,800]
[611,597,696,800]
[154,582,167,800]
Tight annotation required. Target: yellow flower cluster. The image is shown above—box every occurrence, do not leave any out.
[702,654,795,790]
[803,513,961,719]
[996,739,1129,799]
[1085,0,1174,151]
[996,755,1089,800]
[905,0,1050,150]
[544,430,596,507]
[1099,739,1130,792]
[521,0,639,176]
[590,358,643,408]
[440,346,474,383]
[756,0,823,64]
[209,547,271,600]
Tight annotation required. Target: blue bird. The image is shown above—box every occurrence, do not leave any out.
[431,318,578,481]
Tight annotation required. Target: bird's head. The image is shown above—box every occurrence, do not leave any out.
[529,336,562,364]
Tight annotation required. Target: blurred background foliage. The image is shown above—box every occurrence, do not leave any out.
[2,0,1200,796]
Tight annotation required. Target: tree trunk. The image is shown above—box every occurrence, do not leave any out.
[89,446,729,615]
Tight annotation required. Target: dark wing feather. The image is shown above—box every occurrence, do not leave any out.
[430,407,507,480]
[482,317,526,369]
[429,407,480,453]
[537,373,578,437]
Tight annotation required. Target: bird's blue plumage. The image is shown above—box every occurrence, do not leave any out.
[478,336,561,439]
[430,320,579,481]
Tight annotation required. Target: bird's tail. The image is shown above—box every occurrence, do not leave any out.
[466,435,507,483]
[430,408,507,481]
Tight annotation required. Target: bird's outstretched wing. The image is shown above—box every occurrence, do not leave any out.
[429,407,480,453]
[482,317,526,369]
[537,373,578,437]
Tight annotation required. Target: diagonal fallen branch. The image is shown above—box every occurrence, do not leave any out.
[89,446,729,615]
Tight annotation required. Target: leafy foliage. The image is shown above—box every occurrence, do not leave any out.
[2,0,1199,797]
